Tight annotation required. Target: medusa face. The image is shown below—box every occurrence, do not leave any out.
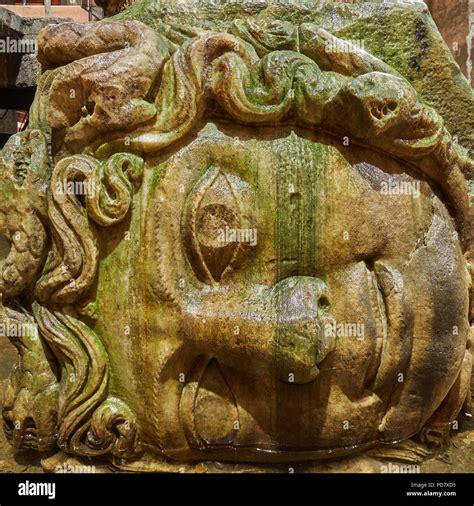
[2,15,472,468]
[92,127,470,460]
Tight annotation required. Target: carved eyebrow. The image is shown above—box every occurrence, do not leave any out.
[353,162,418,191]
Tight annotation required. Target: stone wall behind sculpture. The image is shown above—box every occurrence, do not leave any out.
[425,0,474,87]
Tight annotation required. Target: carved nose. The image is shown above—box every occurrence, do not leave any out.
[182,276,336,385]
[274,276,330,316]
[272,276,336,384]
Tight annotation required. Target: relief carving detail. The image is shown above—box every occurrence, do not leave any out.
[0,0,473,471]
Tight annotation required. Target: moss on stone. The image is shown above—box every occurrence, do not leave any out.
[113,0,473,156]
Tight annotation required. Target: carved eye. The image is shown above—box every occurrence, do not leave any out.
[182,166,243,284]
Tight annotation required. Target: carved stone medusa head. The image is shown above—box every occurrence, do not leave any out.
[1,0,473,471]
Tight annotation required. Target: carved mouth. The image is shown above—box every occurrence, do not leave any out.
[363,261,412,399]
[363,263,388,390]
[3,415,39,450]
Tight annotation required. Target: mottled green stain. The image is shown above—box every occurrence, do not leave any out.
[335,7,424,85]
[275,133,325,282]
[149,163,168,195]
[0,179,14,200]
[114,0,473,157]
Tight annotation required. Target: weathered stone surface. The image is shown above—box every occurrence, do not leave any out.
[112,0,474,156]
[0,0,472,472]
